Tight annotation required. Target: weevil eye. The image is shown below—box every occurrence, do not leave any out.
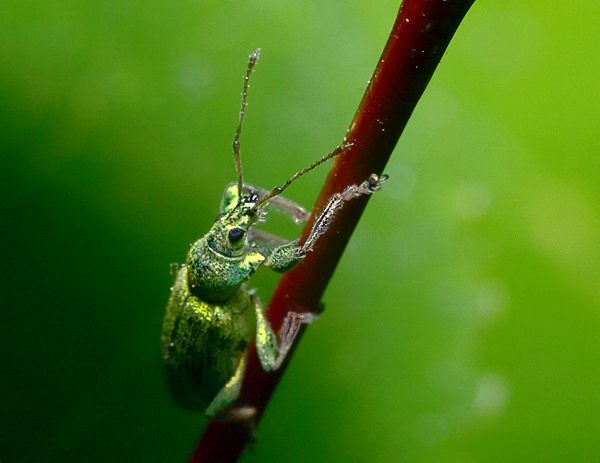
[228,227,245,243]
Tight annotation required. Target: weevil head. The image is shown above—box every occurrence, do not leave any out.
[185,191,266,303]
[206,192,264,258]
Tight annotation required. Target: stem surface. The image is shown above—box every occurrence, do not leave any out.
[191,0,475,461]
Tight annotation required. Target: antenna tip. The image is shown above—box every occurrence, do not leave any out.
[249,48,261,63]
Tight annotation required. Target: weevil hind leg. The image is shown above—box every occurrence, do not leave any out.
[204,353,249,418]
[253,293,318,372]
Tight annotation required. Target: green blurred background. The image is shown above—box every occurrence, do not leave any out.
[1,1,598,462]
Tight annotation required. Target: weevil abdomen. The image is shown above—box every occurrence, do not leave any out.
[161,265,254,411]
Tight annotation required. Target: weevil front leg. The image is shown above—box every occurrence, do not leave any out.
[262,173,388,272]
[262,238,304,273]
[220,182,310,224]
[242,185,311,225]
[262,193,311,225]
[253,293,318,372]
[301,173,388,253]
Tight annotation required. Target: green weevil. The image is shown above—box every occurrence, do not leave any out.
[161,49,387,418]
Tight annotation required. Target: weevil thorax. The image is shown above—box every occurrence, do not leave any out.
[185,192,265,303]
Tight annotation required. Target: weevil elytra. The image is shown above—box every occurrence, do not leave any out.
[161,49,387,417]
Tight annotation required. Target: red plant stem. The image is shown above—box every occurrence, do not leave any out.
[191,0,475,461]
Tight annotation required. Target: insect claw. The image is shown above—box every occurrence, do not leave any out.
[249,48,261,63]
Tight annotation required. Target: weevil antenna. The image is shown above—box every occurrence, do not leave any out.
[250,143,353,211]
[233,48,261,200]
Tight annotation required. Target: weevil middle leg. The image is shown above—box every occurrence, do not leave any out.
[252,293,318,372]
[205,292,318,417]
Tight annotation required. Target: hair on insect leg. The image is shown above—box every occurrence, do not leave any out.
[301,173,388,253]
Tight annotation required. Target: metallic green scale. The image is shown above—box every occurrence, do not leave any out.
[161,265,254,412]
[160,49,386,418]
[161,188,309,416]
